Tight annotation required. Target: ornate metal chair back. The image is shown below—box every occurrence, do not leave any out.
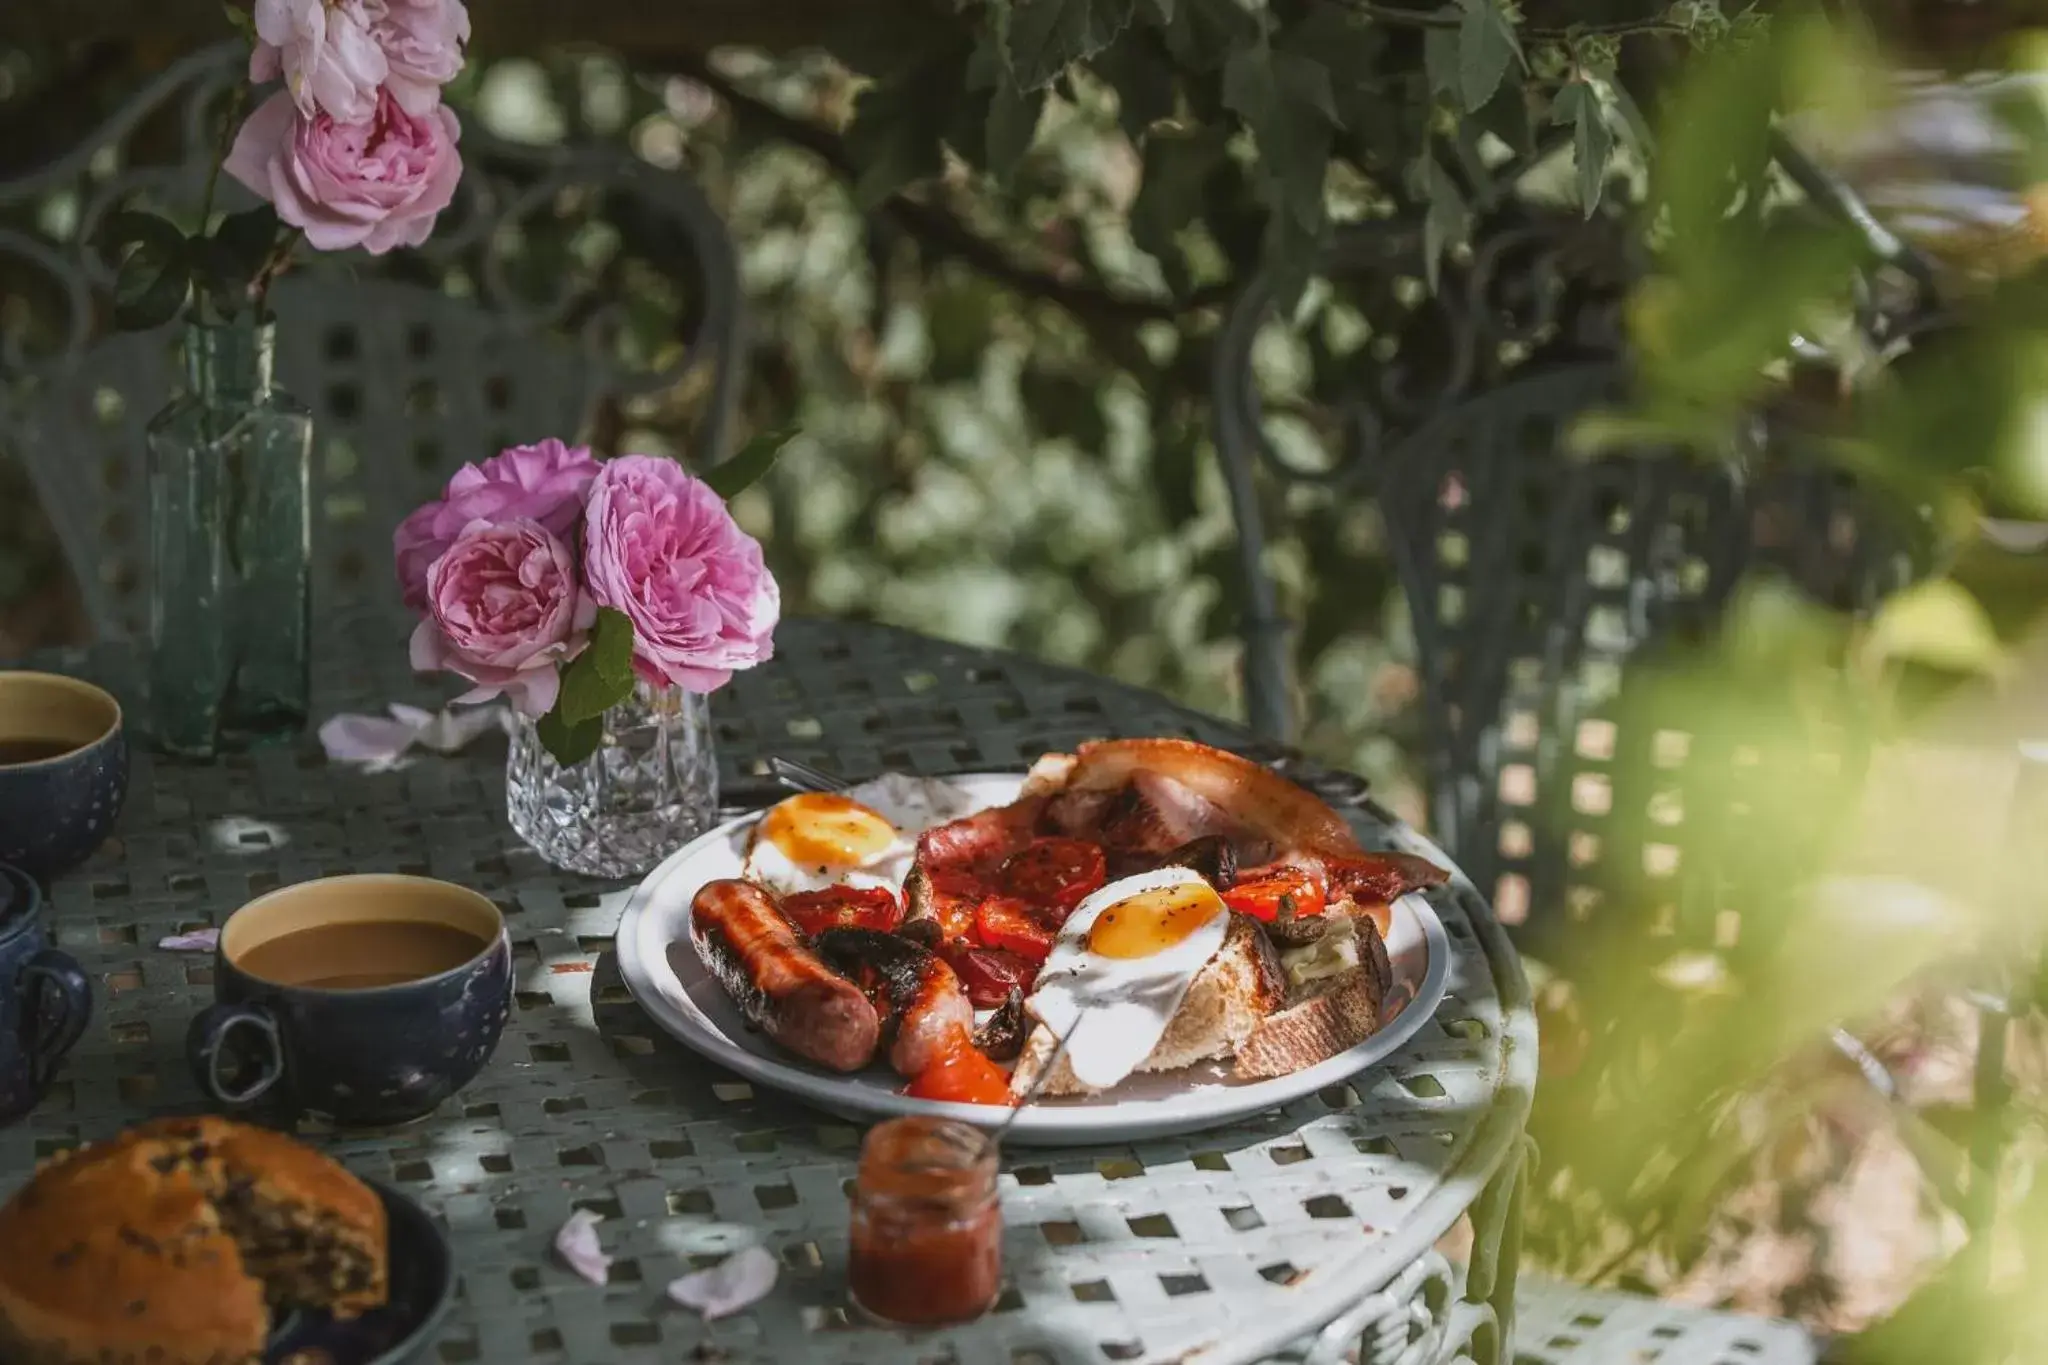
[0,44,743,645]
[1212,218,1918,958]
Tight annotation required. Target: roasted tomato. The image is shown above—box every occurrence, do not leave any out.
[998,837,1107,913]
[943,945,1038,1007]
[782,885,904,939]
[1221,866,1327,924]
[923,865,993,943]
[974,896,1056,962]
[905,1030,1015,1106]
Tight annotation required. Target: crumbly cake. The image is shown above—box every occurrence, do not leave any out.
[0,1116,389,1365]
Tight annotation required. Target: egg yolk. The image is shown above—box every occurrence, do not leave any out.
[760,793,898,867]
[1085,883,1225,959]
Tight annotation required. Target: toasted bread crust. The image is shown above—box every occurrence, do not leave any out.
[1235,967,1384,1079]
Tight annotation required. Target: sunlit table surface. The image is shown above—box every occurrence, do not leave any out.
[5,613,1535,1365]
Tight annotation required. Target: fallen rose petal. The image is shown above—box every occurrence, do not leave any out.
[554,1209,612,1285]
[407,702,511,753]
[666,1244,778,1320]
[157,929,221,953]
[318,712,420,768]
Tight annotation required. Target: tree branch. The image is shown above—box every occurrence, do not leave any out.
[1344,1,1688,40]
[666,52,1229,327]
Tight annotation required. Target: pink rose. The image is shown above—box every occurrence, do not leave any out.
[581,455,779,693]
[409,519,595,716]
[394,439,601,611]
[224,88,461,255]
[373,0,472,116]
[250,0,387,124]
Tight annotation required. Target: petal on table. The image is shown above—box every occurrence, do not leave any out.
[666,1244,778,1320]
[554,1209,612,1285]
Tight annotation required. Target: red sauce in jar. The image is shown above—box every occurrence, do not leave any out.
[847,1116,1002,1325]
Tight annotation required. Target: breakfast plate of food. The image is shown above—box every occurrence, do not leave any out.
[614,739,1453,1144]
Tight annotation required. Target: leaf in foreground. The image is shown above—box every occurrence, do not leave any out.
[703,426,799,501]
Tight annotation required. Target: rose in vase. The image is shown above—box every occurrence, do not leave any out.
[394,439,602,611]
[224,87,463,255]
[397,430,795,767]
[581,455,781,693]
[409,518,596,716]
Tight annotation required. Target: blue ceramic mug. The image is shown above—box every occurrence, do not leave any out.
[187,874,513,1127]
[0,862,93,1125]
[0,671,128,880]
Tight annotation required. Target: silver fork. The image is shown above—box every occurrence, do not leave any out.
[768,755,851,794]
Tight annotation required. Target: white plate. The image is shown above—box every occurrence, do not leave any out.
[614,773,1451,1145]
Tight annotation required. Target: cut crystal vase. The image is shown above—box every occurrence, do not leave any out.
[505,683,719,878]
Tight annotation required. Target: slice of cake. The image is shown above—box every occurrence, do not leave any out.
[0,1116,389,1365]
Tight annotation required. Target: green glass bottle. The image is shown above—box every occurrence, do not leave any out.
[145,319,312,758]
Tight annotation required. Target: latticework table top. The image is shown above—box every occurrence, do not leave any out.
[5,614,1535,1365]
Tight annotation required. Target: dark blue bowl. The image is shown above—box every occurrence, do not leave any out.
[0,672,127,880]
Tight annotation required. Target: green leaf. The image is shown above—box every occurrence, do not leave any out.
[1130,126,1225,286]
[1007,0,1138,92]
[1418,155,1469,292]
[536,706,604,768]
[191,203,280,318]
[1655,24,1781,261]
[1456,0,1522,113]
[557,607,637,727]
[221,1,258,43]
[1020,367,1109,452]
[1159,0,1258,72]
[1141,0,1173,22]
[846,84,944,207]
[1222,47,1340,234]
[844,43,968,207]
[1859,579,2006,678]
[1551,78,1614,217]
[100,210,190,331]
[1277,9,1385,133]
[1424,25,1461,103]
[703,425,798,501]
[984,76,1045,176]
[1092,30,1178,143]
[212,203,279,273]
[1260,194,1322,317]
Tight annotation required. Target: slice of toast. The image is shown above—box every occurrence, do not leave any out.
[1233,967,1384,1079]
[1009,914,1285,1098]
[1234,910,1395,1078]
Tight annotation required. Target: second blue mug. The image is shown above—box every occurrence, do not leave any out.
[0,862,93,1126]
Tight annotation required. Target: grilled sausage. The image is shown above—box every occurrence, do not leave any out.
[688,880,880,1072]
[811,928,977,1076]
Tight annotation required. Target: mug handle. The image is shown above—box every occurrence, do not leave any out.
[21,949,92,1087]
[186,1004,285,1107]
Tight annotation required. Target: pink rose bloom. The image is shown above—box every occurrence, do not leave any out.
[409,519,595,716]
[250,0,387,125]
[224,88,461,255]
[373,0,472,116]
[581,455,779,693]
[394,439,601,611]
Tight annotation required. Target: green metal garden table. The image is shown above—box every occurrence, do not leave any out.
[4,613,1537,1365]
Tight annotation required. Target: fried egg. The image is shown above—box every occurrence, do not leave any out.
[1024,866,1230,1091]
[742,775,980,899]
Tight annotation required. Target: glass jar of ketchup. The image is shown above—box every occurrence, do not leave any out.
[847,1116,1002,1325]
